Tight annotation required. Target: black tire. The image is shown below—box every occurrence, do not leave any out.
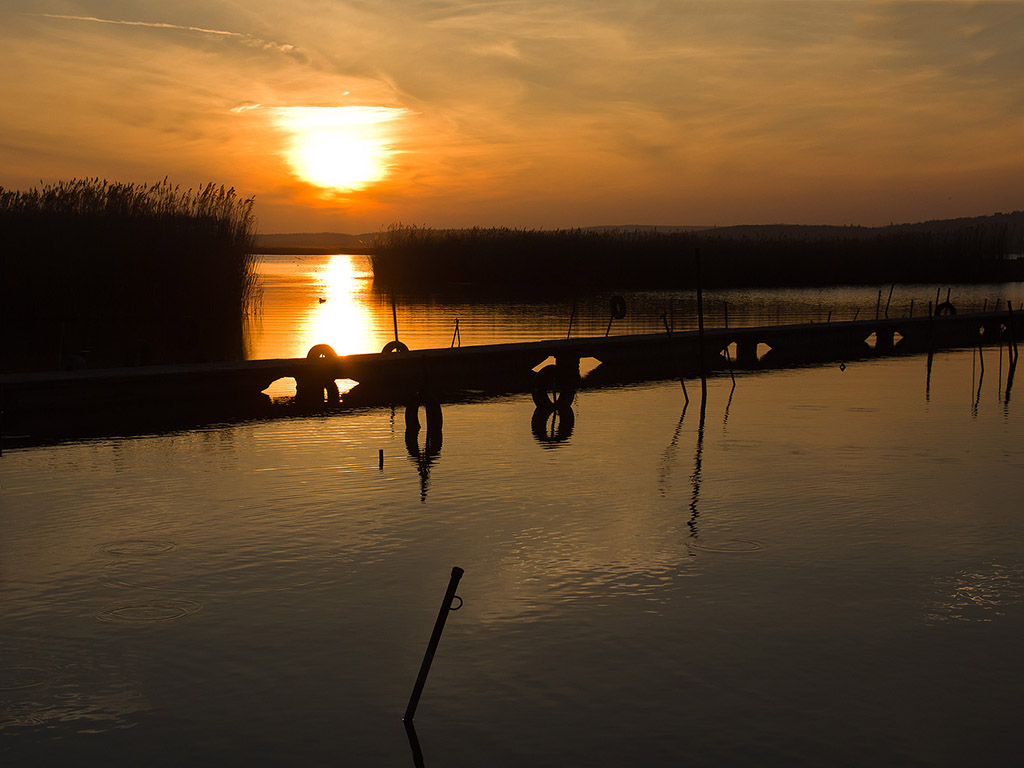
[609,295,627,320]
[382,340,409,353]
[307,343,337,359]
[934,301,957,316]
[532,364,578,409]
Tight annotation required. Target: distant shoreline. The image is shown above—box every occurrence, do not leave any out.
[253,244,376,255]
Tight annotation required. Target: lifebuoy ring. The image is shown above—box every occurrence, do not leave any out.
[299,344,339,404]
[934,301,957,316]
[532,363,578,409]
[609,295,627,320]
[307,343,337,359]
[382,340,409,353]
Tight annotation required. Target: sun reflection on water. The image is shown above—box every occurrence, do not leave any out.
[302,254,380,356]
[254,253,385,398]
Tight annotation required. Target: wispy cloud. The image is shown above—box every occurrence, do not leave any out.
[36,13,296,54]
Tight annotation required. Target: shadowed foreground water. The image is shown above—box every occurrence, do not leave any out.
[3,342,1022,766]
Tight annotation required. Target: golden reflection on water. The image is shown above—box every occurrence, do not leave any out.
[300,254,380,357]
[249,253,385,397]
[925,564,1024,624]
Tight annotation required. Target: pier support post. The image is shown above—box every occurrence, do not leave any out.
[554,355,581,380]
[735,340,758,366]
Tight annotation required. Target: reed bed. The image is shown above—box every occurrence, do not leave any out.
[371,215,1024,294]
[1,179,261,371]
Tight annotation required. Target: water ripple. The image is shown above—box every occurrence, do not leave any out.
[100,540,178,557]
[95,599,202,624]
[686,538,765,553]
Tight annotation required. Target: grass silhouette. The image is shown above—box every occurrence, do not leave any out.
[371,216,1024,294]
[1,178,260,371]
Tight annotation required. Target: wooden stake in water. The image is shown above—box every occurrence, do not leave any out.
[404,566,464,722]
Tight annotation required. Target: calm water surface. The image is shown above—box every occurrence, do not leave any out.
[2,256,1023,766]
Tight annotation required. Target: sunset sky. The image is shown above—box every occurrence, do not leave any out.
[2,1,1023,234]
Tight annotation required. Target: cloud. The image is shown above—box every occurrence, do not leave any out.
[36,13,297,54]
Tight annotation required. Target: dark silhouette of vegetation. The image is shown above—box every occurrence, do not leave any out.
[1,178,260,372]
[371,214,1024,294]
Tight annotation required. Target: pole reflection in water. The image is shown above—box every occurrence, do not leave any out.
[722,376,736,429]
[404,719,425,768]
[1007,302,1020,410]
[926,349,934,402]
[1007,352,1017,408]
[658,402,688,498]
[687,389,708,541]
[973,343,985,417]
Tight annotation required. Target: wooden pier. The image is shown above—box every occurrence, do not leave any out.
[2,307,1020,433]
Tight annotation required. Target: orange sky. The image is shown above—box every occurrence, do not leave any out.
[2,1,1023,233]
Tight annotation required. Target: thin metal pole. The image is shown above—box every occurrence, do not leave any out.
[404,566,464,722]
[694,248,707,402]
[392,293,400,342]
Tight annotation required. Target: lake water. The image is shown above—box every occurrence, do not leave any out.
[2,255,1023,766]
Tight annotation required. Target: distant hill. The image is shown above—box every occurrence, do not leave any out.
[596,212,1024,244]
[583,225,713,234]
[254,231,377,254]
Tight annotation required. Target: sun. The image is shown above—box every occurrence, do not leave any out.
[269,106,407,192]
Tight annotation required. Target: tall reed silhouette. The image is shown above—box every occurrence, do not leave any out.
[1,178,261,371]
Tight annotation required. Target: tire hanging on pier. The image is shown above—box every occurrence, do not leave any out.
[934,302,957,316]
[609,295,627,320]
[297,343,340,404]
[307,343,337,359]
[532,363,578,409]
[383,341,410,353]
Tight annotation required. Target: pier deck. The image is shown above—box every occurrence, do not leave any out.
[3,308,1020,419]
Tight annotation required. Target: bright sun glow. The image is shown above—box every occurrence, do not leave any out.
[269,106,407,192]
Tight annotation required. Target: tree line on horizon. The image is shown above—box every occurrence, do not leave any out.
[370,213,1024,293]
